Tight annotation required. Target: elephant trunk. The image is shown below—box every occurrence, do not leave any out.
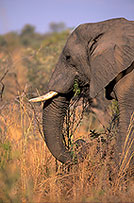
[42,94,72,163]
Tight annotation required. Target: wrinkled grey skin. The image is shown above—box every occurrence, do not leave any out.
[43,18,134,166]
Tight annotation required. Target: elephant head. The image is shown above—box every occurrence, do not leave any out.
[30,18,134,164]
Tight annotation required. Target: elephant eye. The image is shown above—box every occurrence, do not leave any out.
[65,55,71,61]
[65,54,76,68]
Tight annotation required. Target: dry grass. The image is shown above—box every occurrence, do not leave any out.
[0,93,134,203]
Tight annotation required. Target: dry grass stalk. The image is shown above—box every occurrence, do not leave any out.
[0,94,134,202]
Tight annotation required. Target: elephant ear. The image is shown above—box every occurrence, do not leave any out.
[89,24,134,98]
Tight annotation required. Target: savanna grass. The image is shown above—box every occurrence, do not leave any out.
[0,94,134,202]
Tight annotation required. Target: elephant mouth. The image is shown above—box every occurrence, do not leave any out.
[29,80,90,103]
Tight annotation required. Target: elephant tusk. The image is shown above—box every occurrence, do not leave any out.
[29,91,58,102]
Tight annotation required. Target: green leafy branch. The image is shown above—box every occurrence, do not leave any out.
[73,80,81,96]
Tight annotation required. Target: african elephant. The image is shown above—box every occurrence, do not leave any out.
[30,18,134,167]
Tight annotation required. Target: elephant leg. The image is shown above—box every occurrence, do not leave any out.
[114,69,134,169]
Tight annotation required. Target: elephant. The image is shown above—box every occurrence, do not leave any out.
[30,18,134,167]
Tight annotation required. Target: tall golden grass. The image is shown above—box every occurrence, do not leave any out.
[0,93,134,203]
